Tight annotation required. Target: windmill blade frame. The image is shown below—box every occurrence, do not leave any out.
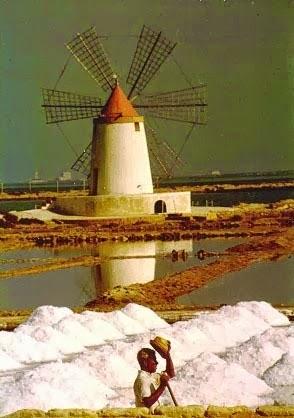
[42,89,103,124]
[66,27,116,92]
[71,141,92,175]
[137,85,208,124]
[145,123,186,179]
[127,25,177,99]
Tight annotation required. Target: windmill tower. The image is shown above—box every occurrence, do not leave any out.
[42,26,207,217]
[90,81,153,196]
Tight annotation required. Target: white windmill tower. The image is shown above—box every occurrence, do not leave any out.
[42,26,207,217]
[90,80,153,196]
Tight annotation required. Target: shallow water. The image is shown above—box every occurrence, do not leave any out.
[0,238,244,309]
[177,256,294,306]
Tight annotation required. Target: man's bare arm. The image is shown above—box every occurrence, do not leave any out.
[164,352,175,378]
[142,373,170,408]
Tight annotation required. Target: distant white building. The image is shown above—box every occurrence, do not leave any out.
[31,170,46,184]
[58,171,72,181]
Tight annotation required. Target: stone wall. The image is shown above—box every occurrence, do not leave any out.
[4,405,294,418]
[53,191,191,217]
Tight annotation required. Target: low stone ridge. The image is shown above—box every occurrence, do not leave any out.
[3,406,294,418]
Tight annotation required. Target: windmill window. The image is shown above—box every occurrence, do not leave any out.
[134,122,140,131]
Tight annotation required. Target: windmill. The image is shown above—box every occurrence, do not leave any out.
[42,25,207,216]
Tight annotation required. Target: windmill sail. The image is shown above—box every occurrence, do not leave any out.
[42,24,208,180]
[42,89,102,124]
[145,124,185,179]
[137,85,208,124]
[71,142,92,175]
[66,27,116,92]
[127,25,176,99]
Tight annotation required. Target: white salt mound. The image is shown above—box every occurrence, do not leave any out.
[269,386,294,406]
[0,361,116,415]
[256,327,292,352]
[215,305,270,342]
[0,301,292,415]
[171,320,215,357]
[73,347,138,388]
[100,311,147,335]
[80,311,125,340]
[110,337,151,368]
[53,315,103,346]
[0,330,60,363]
[237,301,290,326]
[15,324,85,354]
[107,388,135,408]
[121,303,169,329]
[192,306,269,350]
[24,305,73,326]
[222,338,285,377]
[173,352,272,407]
[0,350,22,370]
[186,316,231,352]
[263,354,294,386]
[149,327,195,366]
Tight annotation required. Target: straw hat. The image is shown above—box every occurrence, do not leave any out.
[150,336,170,355]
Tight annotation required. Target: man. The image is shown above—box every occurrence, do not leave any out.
[133,344,175,414]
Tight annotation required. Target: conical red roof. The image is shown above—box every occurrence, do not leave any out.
[101,84,139,122]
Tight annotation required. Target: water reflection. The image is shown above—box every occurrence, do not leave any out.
[0,238,245,309]
[92,240,193,293]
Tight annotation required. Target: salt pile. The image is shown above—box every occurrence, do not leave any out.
[0,301,292,416]
[263,352,294,386]
[222,337,284,376]
[121,303,168,329]
[171,352,272,406]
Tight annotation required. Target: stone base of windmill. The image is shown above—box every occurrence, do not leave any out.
[52,191,191,217]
